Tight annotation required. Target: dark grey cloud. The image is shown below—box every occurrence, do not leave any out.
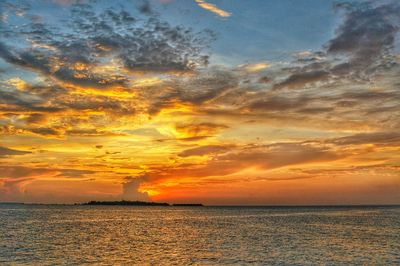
[62,96,135,115]
[175,122,229,137]
[0,166,50,178]
[331,131,400,146]
[0,85,65,114]
[245,95,311,112]
[0,146,31,157]
[0,1,214,88]
[65,128,123,136]
[341,90,399,101]
[326,2,400,79]
[0,165,95,178]
[56,169,95,178]
[137,0,154,16]
[25,113,47,124]
[147,70,236,115]
[122,175,150,201]
[0,40,127,89]
[297,107,334,114]
[293,164,400,177]
[327,2,400,71]
[28,127,60,136]
[273,70,330,90]
[178,144,234,157]
[272,2,400,90]
[155,135,211,143]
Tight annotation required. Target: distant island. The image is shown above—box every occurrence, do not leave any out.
[82,200,203,207]
[172,203,203,207]
[83,200,169,206]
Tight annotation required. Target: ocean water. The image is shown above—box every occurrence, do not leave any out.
[0,205,399,265]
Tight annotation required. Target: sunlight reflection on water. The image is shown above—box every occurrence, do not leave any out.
[0,205,399,265]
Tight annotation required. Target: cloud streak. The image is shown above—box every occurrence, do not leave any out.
[0,146,31,157]
[195,0,231,17]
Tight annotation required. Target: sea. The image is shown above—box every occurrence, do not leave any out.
[0,204,399,265]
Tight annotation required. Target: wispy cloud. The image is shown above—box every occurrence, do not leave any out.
[195,0,231,17]
[0,146,31,157]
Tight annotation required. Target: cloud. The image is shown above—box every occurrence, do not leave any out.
[273,70,330,90]
[213,142,341,171]
[0,84,63,113]
[195,0,231,17]
[295,163,400,176]
[331,131,400,146]
[0,146,31,157]
[327,2,400,73]
[297,107,334,114]
[56,169,95,178]
[271,2,400,90]
[340,90,399,101]
[0,1,221,139]
[244,95,311,112]
[0,1,214,88]
[3,1,396,138]
[65,128,124,137]
[155,135,211,143]
[50,0,82,6]
[145,142,342,182]
[137,0,154,16]
[0,166,51,178]
[178,144,234,157]
[240,62,270,73]
[25,113,47,124]
[28,127,60,136]
[0,177,34,202]
[0,165,96,179]
[175,122,228,137]
[121,175,150,201]
[147,70,236,115]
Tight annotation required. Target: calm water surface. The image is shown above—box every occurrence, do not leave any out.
[0,205,399,265]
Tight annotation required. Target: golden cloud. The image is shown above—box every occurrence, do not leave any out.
[195,0,231,17]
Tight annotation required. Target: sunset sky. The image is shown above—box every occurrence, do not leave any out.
[0,0,399,205]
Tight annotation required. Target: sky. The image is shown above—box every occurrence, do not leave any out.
[0,0,399,205]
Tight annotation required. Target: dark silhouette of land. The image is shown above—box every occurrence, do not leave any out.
[83,200,170,206]
[173,203,203,207]
[81,201,204,206]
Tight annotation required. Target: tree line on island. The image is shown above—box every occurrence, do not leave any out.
[82,200,203,207]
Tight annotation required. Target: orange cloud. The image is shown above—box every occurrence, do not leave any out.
[195,0,231,17]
